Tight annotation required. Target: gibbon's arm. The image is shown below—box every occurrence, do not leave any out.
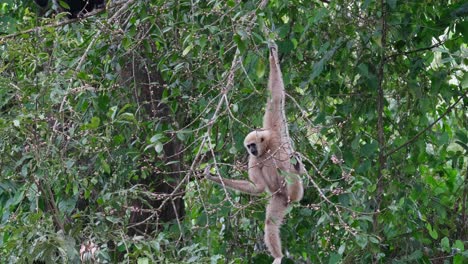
[263,45,286,133]
[205,167,266,195]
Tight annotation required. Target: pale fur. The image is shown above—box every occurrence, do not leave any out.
[207,44,305,263]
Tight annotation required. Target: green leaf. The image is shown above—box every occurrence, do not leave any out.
[176,131,186,141]
[10,190,25,207]
[106,216,121,224]
[369,236,380,244]
[328,253,341,264]
[229,146,237,154]
[182,44,193,57]
[58,0,70,9]
[101,160,111,174]
[338,243,346,255]
[358,63,369,76]
[441,237,450,252]
[310,58,325,80]
[453,254,463,264]
[454,240,464,251]
[311,7,329,24]
[461,71,468,88]
[121,37,132,50]
[58,198,77,214]
[113,134,125,145]
[233,34,246,53]
[85,116,100,130]
[155,143,164,153]
[21,163,28,177]
[407,250,423,260]
[150,134,163,143]
[317,213,328,226]
[137,257,149,264]
[361,141,378,157]
[256,58,266,78]
[426,223,438,239]
[300,208,313,216]
[108,106,118,121]
[355,235,368,249]
[119,112,135,122]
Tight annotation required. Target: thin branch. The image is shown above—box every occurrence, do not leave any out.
[385,38,457,60]
[33,175,65,232]
[385,92,466,158]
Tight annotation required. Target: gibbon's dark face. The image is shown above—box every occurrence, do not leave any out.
[246,143,258,156]
[244,130,270,157]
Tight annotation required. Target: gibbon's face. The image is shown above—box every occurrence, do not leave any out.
[244,130,271,157]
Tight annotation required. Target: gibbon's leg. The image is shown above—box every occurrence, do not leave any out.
[286,176,304,202]
[265,194,288,263]
[205,167,266,195]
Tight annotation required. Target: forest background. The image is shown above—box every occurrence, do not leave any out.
[0,0,467,263]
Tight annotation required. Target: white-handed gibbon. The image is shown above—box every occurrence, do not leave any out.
[206,44,305,264]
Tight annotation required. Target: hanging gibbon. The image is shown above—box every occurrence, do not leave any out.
[206,44,305,264]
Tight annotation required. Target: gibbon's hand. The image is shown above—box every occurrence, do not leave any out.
[267,40,278,52]
[204,165,216,180]
[268,42,280,67]
[272,258,282,264]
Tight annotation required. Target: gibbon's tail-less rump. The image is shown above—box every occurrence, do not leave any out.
[206,43,305,264]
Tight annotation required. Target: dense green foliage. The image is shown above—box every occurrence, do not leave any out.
[0,0,467,263]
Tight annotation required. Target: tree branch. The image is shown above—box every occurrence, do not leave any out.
[373,0,387,244]
[385,38,457,60]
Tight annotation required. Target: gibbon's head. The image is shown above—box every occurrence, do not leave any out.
[244,130,271,157]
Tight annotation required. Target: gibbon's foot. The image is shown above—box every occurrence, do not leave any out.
[272,257,282,264]
[279,257,295,264]
[268,41,278,52]
[203,165,215,180]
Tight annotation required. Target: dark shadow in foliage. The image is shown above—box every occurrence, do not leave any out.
[120,56,185,236]
[33,0,105,18]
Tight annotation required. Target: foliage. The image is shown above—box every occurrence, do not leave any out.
[0,0,467,263]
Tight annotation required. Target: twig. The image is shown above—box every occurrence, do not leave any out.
[33,175,65,232]
[385,38,457,60]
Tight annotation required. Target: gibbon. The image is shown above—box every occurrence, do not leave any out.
[206,44,305,264]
